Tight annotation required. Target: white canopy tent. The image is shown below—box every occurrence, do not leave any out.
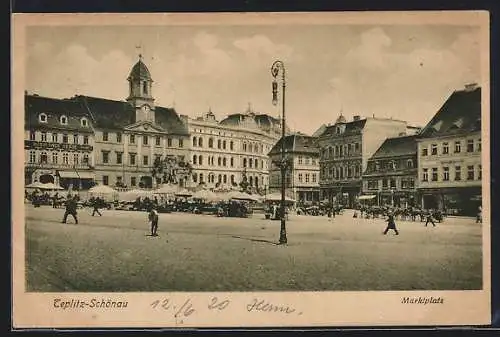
[39,182,64,190]
[192,189,221,202]
[264,193,295,203]
[358,195,377,200]
[119,189,155,201]
[153,184,179,195]
[25,182,46,189]
[88,185,119,201]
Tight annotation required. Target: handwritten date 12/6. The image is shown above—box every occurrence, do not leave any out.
[150,297,231,318]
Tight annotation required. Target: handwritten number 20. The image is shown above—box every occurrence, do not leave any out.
[208,297,230,310]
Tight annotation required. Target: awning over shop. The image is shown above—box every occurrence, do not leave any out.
[358,195,376,200]
[58,171,95,179]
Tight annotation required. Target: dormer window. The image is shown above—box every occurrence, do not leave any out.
[81,117,88,127]
[60,115,68,125]
[39,113,48,123]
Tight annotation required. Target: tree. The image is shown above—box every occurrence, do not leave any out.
[152,155,193,187]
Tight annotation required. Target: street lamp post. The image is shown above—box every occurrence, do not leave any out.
[271,60,287,245]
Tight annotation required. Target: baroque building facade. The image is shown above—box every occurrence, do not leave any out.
[268,133,320,203]
[185,105,285,193]
[416,84,482,216]
[24,56,191,190]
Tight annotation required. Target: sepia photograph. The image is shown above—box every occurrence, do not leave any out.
[12,11,491,328]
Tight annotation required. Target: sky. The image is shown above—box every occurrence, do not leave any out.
[25,24,481,135]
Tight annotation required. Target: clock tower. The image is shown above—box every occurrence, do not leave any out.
[126,54,155,123]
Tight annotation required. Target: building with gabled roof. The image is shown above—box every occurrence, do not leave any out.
[416,83,482,216]
[362,135,418,207]
[268,133,320,203]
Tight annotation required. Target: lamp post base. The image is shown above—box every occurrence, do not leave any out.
[279,219,287,245]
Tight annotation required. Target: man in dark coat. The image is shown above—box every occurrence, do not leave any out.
[383,211,399,235]
[424,210,436,227]
[62,195,78,224]
[91,197,102,216]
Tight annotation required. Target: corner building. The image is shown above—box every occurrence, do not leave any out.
[185,106,285,193]
[24,56,190,190]
[417,84,482,216]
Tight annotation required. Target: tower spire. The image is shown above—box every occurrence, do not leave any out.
[135,44,143,60]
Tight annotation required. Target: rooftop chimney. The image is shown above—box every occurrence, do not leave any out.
[353,115,361,121]
[464,83,479,91]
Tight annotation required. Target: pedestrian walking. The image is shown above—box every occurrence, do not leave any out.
[62,195,78,224]
[91,197,102,216]
[383,211,399,235]
[148,206,159,237]
[476,205,482,223]
[424,210,436,227]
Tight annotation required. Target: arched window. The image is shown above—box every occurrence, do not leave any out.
[199,155,203,165]
[192,173,198,183]
[192,137,197,147]
[192,155,197,165]
[217,157,221,166]
[249,176,253,186]
[243,142,247,151]
[217,139,221,149]
[230,141,234,151]
[218,174,222,183]
[198,137,203,147]
[223,175,227,184]
[243,158,247,167]
[60,115,68,125]
[199,173,204,183]
[407,159,414,168]
[230,157,234,167]
[40,151,48,164]
[231,175,235,184]
[249,158,253,168]
[83,153,89,164]
[222,140,226,149]
[39,113,48,123]
[223,157,227,166]
[80,117,88,127]
[208,138,214,148]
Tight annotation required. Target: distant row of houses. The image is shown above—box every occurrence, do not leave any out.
[268,83,482,216]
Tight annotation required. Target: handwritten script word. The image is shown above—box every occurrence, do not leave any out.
[246,298,301,315]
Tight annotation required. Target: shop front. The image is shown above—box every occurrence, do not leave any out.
[296,188,320,205]
[379,190,417,208]
[419,186,482,216]
[58,170,95,190]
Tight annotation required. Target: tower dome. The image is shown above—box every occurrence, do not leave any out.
[127,55,153,81]
[335,113,346,124]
